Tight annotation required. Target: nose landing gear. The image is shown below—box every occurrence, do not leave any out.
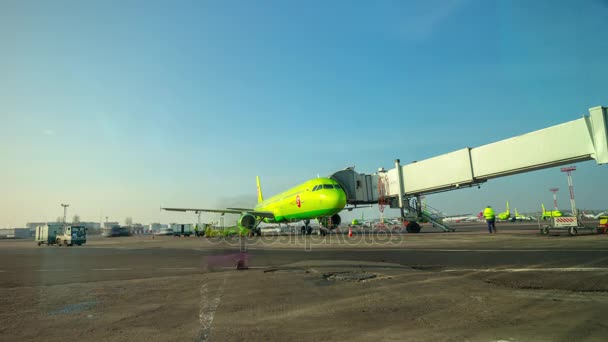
[301,220,313,235]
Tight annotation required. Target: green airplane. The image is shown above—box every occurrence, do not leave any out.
[163,176,347,236]
[351,212,365,226]
[511,208,532,221]
[496,201,511,220]
[541,203,563,220]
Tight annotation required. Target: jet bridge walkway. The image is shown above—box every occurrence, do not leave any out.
[331,106,608,232]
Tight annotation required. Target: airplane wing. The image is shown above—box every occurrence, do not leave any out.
[162,207,275,219]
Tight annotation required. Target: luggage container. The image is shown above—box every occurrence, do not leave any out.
[35,224,64,246]
[539,216,595,236]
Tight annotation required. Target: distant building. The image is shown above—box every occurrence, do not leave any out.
[103,222,120,229]
[77,222,101,230]
[26,222,62,230]
[148,223,168,233]
[131,223,145,234]
[0,228,31,239]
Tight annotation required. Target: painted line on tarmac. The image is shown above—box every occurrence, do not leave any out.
[159,267,198,270]
[432,249,607,253]
[197,277,227,341]
[219,266,269,270]
[37,269,66,272]
[238,247,606,252]
[443,267,608,273]
[91,268,132,271]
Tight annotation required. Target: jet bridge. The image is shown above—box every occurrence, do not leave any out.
[331,106,608,231]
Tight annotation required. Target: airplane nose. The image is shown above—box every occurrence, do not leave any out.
[332,189,347,209]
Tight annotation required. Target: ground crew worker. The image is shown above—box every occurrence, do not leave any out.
[483,205,496,233]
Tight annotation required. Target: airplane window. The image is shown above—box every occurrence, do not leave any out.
[334,184,343,190]
[323,184,333,189]
[312,185,318,191]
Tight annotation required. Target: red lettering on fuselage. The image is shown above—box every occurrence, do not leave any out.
[296,195,301,208]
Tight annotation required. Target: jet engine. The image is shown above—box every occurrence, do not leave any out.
[330,214,341,227]
[238,214,256,230]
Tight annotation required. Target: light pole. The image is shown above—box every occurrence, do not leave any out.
[61,204,70,225]
[549,188,559,210]
[560,166,577,216]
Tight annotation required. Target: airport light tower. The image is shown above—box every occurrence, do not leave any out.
[549,188,559,210]
[61,204,70,225]
[560,166,577,216]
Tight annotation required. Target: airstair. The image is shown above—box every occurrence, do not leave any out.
[410,200,456,232]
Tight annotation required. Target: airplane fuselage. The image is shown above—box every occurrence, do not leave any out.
[255,177,347,223]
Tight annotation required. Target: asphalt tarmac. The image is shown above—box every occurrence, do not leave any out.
[1,222,607,341]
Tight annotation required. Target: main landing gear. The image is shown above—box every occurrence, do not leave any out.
[249,218,263,237]
[301,220,313,235]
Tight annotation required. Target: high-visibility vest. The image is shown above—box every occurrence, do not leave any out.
[483,207,495,220]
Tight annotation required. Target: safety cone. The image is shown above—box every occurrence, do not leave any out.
[348,226,353,237]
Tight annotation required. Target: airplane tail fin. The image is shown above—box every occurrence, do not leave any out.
[541,203,546,213]
[256,176,264,203]
[506,201,510,212]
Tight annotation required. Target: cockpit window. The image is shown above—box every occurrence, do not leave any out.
[323,184,333,189]
[334,184,343,190]
[312,185,319,191]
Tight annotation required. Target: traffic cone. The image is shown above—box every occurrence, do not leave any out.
[348,226,353,237]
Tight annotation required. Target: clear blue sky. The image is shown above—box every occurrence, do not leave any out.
[1,0,607,227]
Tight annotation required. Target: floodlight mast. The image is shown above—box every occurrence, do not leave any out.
[61,204,70,226]
[549,188,559,210]
[560,166,577,216]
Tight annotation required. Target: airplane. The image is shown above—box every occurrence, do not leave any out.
[351,212,365,226]
[511,208,533,221]
[442,214,479,223]
[541,203,563,220]
[162,176,347,236]
[581,211,597,219]
[579,211,608,219]
[496,201,511,221]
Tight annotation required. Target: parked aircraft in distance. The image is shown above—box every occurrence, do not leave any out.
[496,201,511,221]
[581,211,597,219]
[163,176,347,236]
[442,214,479,223]
[512,208,533,221]
[594,211,607,219]
[541,203,563,220]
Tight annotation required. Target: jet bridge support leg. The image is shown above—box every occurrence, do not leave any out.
[395,159,406,222]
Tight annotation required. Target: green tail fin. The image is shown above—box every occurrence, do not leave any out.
[256,176,264,203]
